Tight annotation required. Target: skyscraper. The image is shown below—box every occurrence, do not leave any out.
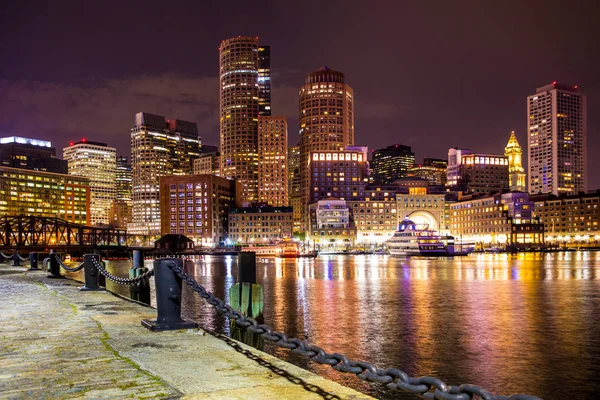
[298,66,354,228]
[0,136,67,174]
[63,140,117,226]
[370,144,415,185]
[129,112,201,236]
[505,131,526,192]
[527,82,587,195]
[258,46,271,116]
[109,155,132,228]
[258,116,288,206]
[219,36,260,202]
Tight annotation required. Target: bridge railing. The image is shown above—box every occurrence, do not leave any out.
[1,249,543,400]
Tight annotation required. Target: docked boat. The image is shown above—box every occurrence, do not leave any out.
[387,219,458,257]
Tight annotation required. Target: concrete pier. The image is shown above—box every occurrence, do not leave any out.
[0,265,371,399]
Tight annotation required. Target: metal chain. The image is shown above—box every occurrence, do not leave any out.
[168,262,542,400]
[55,256,85,272]
[17,253,29,261]
[93,257,154,285]
[0,251,12,260]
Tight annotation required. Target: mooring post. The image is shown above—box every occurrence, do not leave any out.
[80,253,104,291]
[47,250,62,278]
[229,252,264,346]
[12,252,21,267]
[141,258,198,331]
[28,252,38,270]
[129,250,150,304]
[93,248,106,287]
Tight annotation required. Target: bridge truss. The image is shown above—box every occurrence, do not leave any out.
[0,215,127,248]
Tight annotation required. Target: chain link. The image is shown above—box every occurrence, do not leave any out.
[0,251,12,260]
[167,262,543,400]
[17,253,29,261]
[93,257,154,285]
[55,256,85,272]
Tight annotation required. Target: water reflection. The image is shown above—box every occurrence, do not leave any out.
[67,252,600,399]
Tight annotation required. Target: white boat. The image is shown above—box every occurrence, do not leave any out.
[387,219,457,257]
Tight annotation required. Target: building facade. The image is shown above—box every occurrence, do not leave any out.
[0,136,67,174]
[458,153,509,194]
[298,66,354,227]
[348,187,399,245]
[219,36,260,202]
[258,116,288,206]
[0,166,90,225]
[449,192,544,249]
[505,131,526,192]
[308,198,356,252]
[447,148,472,188]
[63,140,117,226]
[370,144,415,185]
[159,174,242,247]
[129,112,201,235]
[258,45,271,116]
[533,193,600,246]
[228,206,293,244]
[193,153,220,175]
[527,82,587,195]
[308,147,369,204]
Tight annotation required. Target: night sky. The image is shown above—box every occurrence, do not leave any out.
[1,0,599,187]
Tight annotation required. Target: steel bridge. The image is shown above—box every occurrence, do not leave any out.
[0,215,127,249]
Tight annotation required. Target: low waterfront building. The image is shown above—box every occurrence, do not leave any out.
[159,174,242,247]
[449,191,544,249]
[0,166,90,225]
[307,198,356,252]
[228,206,293,244]
[532,192,600,247]
[0,136,67,174]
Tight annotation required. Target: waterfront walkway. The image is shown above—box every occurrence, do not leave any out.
[0,265,371,399]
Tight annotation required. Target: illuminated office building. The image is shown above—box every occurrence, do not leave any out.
[0,136,67,174]
[109,155,132,228]
[63,140,117,226]
[193,153,220,175]
[371,144,415,185]
[299,66,354,224]
[219,36,260,202]
[258,116,288,206]
[308,147,369,204]
[228,206,293,244]
[527,82,587,195]
[159,174,241,247]
[446,148,472,188]
[129,112,201,236]
[458,153,509,194]
[258,45,271,116]
[0,166,90,225]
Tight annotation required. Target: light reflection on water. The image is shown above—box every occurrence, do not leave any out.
[70,252,600,400]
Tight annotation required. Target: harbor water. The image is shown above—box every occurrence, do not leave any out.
[96,252,600,399]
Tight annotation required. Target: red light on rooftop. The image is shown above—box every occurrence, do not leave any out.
[82,138,86,142]
[574,85,578,89]
[552,81,557,84]
[69,142,74,146]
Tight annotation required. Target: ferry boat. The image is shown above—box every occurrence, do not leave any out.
[387,219,457,257]
[278,242,300,258]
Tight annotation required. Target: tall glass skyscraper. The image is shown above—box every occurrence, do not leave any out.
[258,45,271,116]
[527,82,587,195]
[370,144,415,185]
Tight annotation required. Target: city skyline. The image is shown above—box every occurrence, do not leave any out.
[1,1,599,187]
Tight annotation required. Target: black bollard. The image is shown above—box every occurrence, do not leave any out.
[47,251,62,278]
[12,252,21,267]
[80,254,104,291]
[238,252,256,284]
[141,258,197,331]
[29,252,38,270]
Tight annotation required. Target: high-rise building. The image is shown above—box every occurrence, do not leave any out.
[406,165,447,186]
[446,148,472,187]
[258,45,271,116]
[288,145,302,232]
[505,131,526,192]
[0,136,67,174]
[308,146,369,204]
[219,36,260,202]
[458,153,509,194]
[258,116,288,206]
[116,156,132,202]
[299,66,354,229]
[424,157,448,169]
[159,174,242,247]
[0,166,90,225]
[527,82,587,195]
[371,144,415,185]
[63,140,117,226]
[129,112,201,236]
